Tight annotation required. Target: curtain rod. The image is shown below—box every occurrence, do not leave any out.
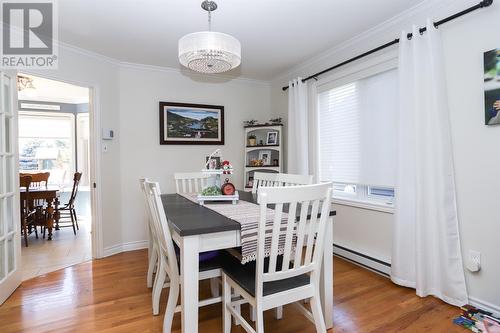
[282,0,494,91]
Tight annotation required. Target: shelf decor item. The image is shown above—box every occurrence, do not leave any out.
[248,134,256,146]
[266,131,278,145]
[159,102,224,145]
[258,150,272,165]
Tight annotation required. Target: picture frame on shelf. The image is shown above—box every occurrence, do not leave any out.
[266,131,278,145]
[258,150,272,166]
[205,156,221,170]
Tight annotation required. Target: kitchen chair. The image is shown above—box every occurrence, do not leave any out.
[276,173,313,186]
[174,172,210,193]
[19,175,38,247]
[251,172,280,194]
[140,179,227,332]
[222,183,333,333]
[56,172,82,235]
[249,172,313,319]
[23,172,50,188]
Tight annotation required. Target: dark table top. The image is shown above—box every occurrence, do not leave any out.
[161,191,336,237]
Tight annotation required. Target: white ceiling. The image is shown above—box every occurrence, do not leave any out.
[59,0,427,81]
[18,74,89,104]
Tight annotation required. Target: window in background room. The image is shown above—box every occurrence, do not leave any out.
[18,112,75,186]
[318,68,397,206]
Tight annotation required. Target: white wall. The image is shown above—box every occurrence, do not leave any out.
[118,64,271,246]
[270,0,500,312]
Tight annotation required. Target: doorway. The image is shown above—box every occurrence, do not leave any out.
[17,74,93,280]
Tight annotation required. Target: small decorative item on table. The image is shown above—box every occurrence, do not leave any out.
[198,150,239,205]
[221,178,235,195]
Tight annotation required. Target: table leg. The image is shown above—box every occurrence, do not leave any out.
[321,218,334,329]
[54,197,60,230]
[46,198,55,241]
[181,235,199,333]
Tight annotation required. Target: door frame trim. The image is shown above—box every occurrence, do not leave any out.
[17,71,104,259]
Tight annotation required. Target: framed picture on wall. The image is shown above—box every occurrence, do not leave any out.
[483,49,500,126]
[159,102,225,144]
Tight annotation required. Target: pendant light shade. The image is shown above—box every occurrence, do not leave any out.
[178,1,241,74]
[178,31,241,73]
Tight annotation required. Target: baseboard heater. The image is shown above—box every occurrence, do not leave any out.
[333,244,391,277]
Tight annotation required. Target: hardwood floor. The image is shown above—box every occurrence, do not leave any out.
[0,249,465,333]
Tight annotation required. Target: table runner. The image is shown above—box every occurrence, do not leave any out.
[180,193,295,264]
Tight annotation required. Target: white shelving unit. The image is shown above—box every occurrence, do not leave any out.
[243,124,283,191]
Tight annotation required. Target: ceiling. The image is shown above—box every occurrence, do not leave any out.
[18,74,89,104]
[59,0,428,81]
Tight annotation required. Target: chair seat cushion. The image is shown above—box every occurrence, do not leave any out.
[173,245,226,272]
[222,253,310,297]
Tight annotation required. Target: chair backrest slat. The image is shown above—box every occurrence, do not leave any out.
[303,199,320,266]
[293,200,310,268]
[268,203,283,274]
[256,183,332,293]
[281,201,297,272]
[174,172,210,194]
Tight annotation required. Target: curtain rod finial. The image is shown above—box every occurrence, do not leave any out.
[481,0,493,7]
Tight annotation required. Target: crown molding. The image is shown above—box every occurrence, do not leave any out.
[272,0,459,84]
[58,41,120,66]
[58,41,270,86]
[119,61,271,86]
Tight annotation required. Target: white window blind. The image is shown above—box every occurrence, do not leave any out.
[318,69,398,188]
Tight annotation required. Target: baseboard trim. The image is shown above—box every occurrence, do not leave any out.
[469,296,500,317]
[103,240,149,257]
[333,244,391,277]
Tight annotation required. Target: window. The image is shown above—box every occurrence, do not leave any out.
[318,67,398,206]
[18,112,75,186]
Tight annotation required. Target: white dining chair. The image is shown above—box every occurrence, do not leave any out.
[276,173,313,186]
[251,172,280,194]
[140,179,225,332]
[173,171,220,297]
[139,178,159,290]
[174,172,210,193]
[222,183,333,333]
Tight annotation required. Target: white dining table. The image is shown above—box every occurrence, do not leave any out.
[161,191,335,333]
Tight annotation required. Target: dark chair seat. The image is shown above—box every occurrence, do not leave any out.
[222,253,310,297]
[173,247,227,272]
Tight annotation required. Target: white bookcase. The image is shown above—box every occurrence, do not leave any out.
[243,124,283,191]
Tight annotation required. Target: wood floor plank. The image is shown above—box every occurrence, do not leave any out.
[0,250,466,332]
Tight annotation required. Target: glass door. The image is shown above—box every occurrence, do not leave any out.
[0,71,21,305]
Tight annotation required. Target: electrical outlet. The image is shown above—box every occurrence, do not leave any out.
[467,250,481,272]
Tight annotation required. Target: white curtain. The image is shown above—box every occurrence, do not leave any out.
[391,20,468,306]
[288,78,318,176]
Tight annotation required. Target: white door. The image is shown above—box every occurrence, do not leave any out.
[0,71,21,304]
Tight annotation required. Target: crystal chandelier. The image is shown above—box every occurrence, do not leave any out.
[178,1,241,74]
